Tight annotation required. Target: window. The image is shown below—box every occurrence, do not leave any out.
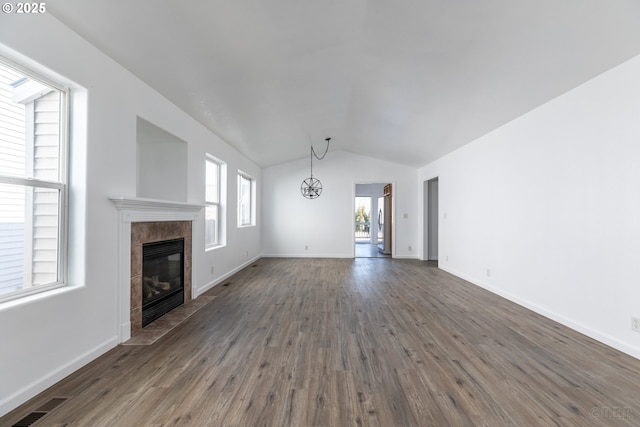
[238,171,255,227]
[0,58,68,302]
[205,156,223,248]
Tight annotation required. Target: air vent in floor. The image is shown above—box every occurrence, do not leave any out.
[12,412,46,427]
[12,397,68,427]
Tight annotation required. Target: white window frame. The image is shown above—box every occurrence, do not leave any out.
[0,56,69,303]
[205,155,225,249]
[237,171,255,227]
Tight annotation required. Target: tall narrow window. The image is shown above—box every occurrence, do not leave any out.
[205,157,221,247]
[0,58,68,302]
[205,156,226,248]
[238,171,255,227]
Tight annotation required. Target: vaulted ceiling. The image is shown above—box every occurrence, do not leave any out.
[49,1,640,167]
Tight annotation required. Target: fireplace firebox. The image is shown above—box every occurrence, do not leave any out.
[142,238,184,327]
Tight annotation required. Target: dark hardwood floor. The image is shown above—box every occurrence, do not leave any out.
[3,258,640,426]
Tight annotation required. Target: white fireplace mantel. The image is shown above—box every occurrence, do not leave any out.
[110,196,203,222]
[110,197,204,342]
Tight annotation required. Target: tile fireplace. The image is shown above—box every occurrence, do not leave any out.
[130,221,191,334]
[110,197,202,343]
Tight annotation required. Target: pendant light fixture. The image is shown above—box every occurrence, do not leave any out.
[301,137,331,199]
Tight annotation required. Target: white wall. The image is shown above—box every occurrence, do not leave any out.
[262,151,419,258]
[419,54,640,359]
[0,13,260,416]
[136,117,188,202]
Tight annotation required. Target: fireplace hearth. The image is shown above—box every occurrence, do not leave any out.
[142,238,184,326]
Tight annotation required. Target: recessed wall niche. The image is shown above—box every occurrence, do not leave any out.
[136,117,188,202]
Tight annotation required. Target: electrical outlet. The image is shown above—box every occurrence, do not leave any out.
[305,245,309,250]
[486,268,491,277]
[632,317,640,332]
[446,255,449,262]
[408,246,412,251]
[210,266,214,274]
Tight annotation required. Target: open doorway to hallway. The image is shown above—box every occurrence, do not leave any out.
[424,177,439,261]
[355,183,391,258]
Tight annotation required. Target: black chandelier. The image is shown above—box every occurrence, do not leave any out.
[301,137,331,199]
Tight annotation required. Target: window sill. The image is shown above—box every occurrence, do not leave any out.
[205,243,226,252]
[0,283,81,313]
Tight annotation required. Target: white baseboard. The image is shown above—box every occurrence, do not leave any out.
[262,253,421,260]
[119,321,131,343]
[0,336,119,418]
[261,253,353,259]
[194,256,262,297]
[439,265,640,361]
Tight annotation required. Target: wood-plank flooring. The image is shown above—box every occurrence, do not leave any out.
[3,258,640,426]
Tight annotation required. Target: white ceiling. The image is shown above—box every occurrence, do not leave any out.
[49,1,640,168]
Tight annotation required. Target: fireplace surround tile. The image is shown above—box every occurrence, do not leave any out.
[185,260,192,301]
[131,221,193,245]
[130,275,142,310]
[184,235,192,262]
[130,221,192,335]
[130,308,142,334]
[131,243,142,277]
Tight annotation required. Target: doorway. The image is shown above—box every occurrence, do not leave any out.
[424,177,439,261]
[355,196,372,243]
[355,183,391,258]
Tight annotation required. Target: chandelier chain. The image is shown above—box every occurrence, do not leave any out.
[310,137,330,178]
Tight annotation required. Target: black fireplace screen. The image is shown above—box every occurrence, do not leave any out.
[142,238,184,326]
